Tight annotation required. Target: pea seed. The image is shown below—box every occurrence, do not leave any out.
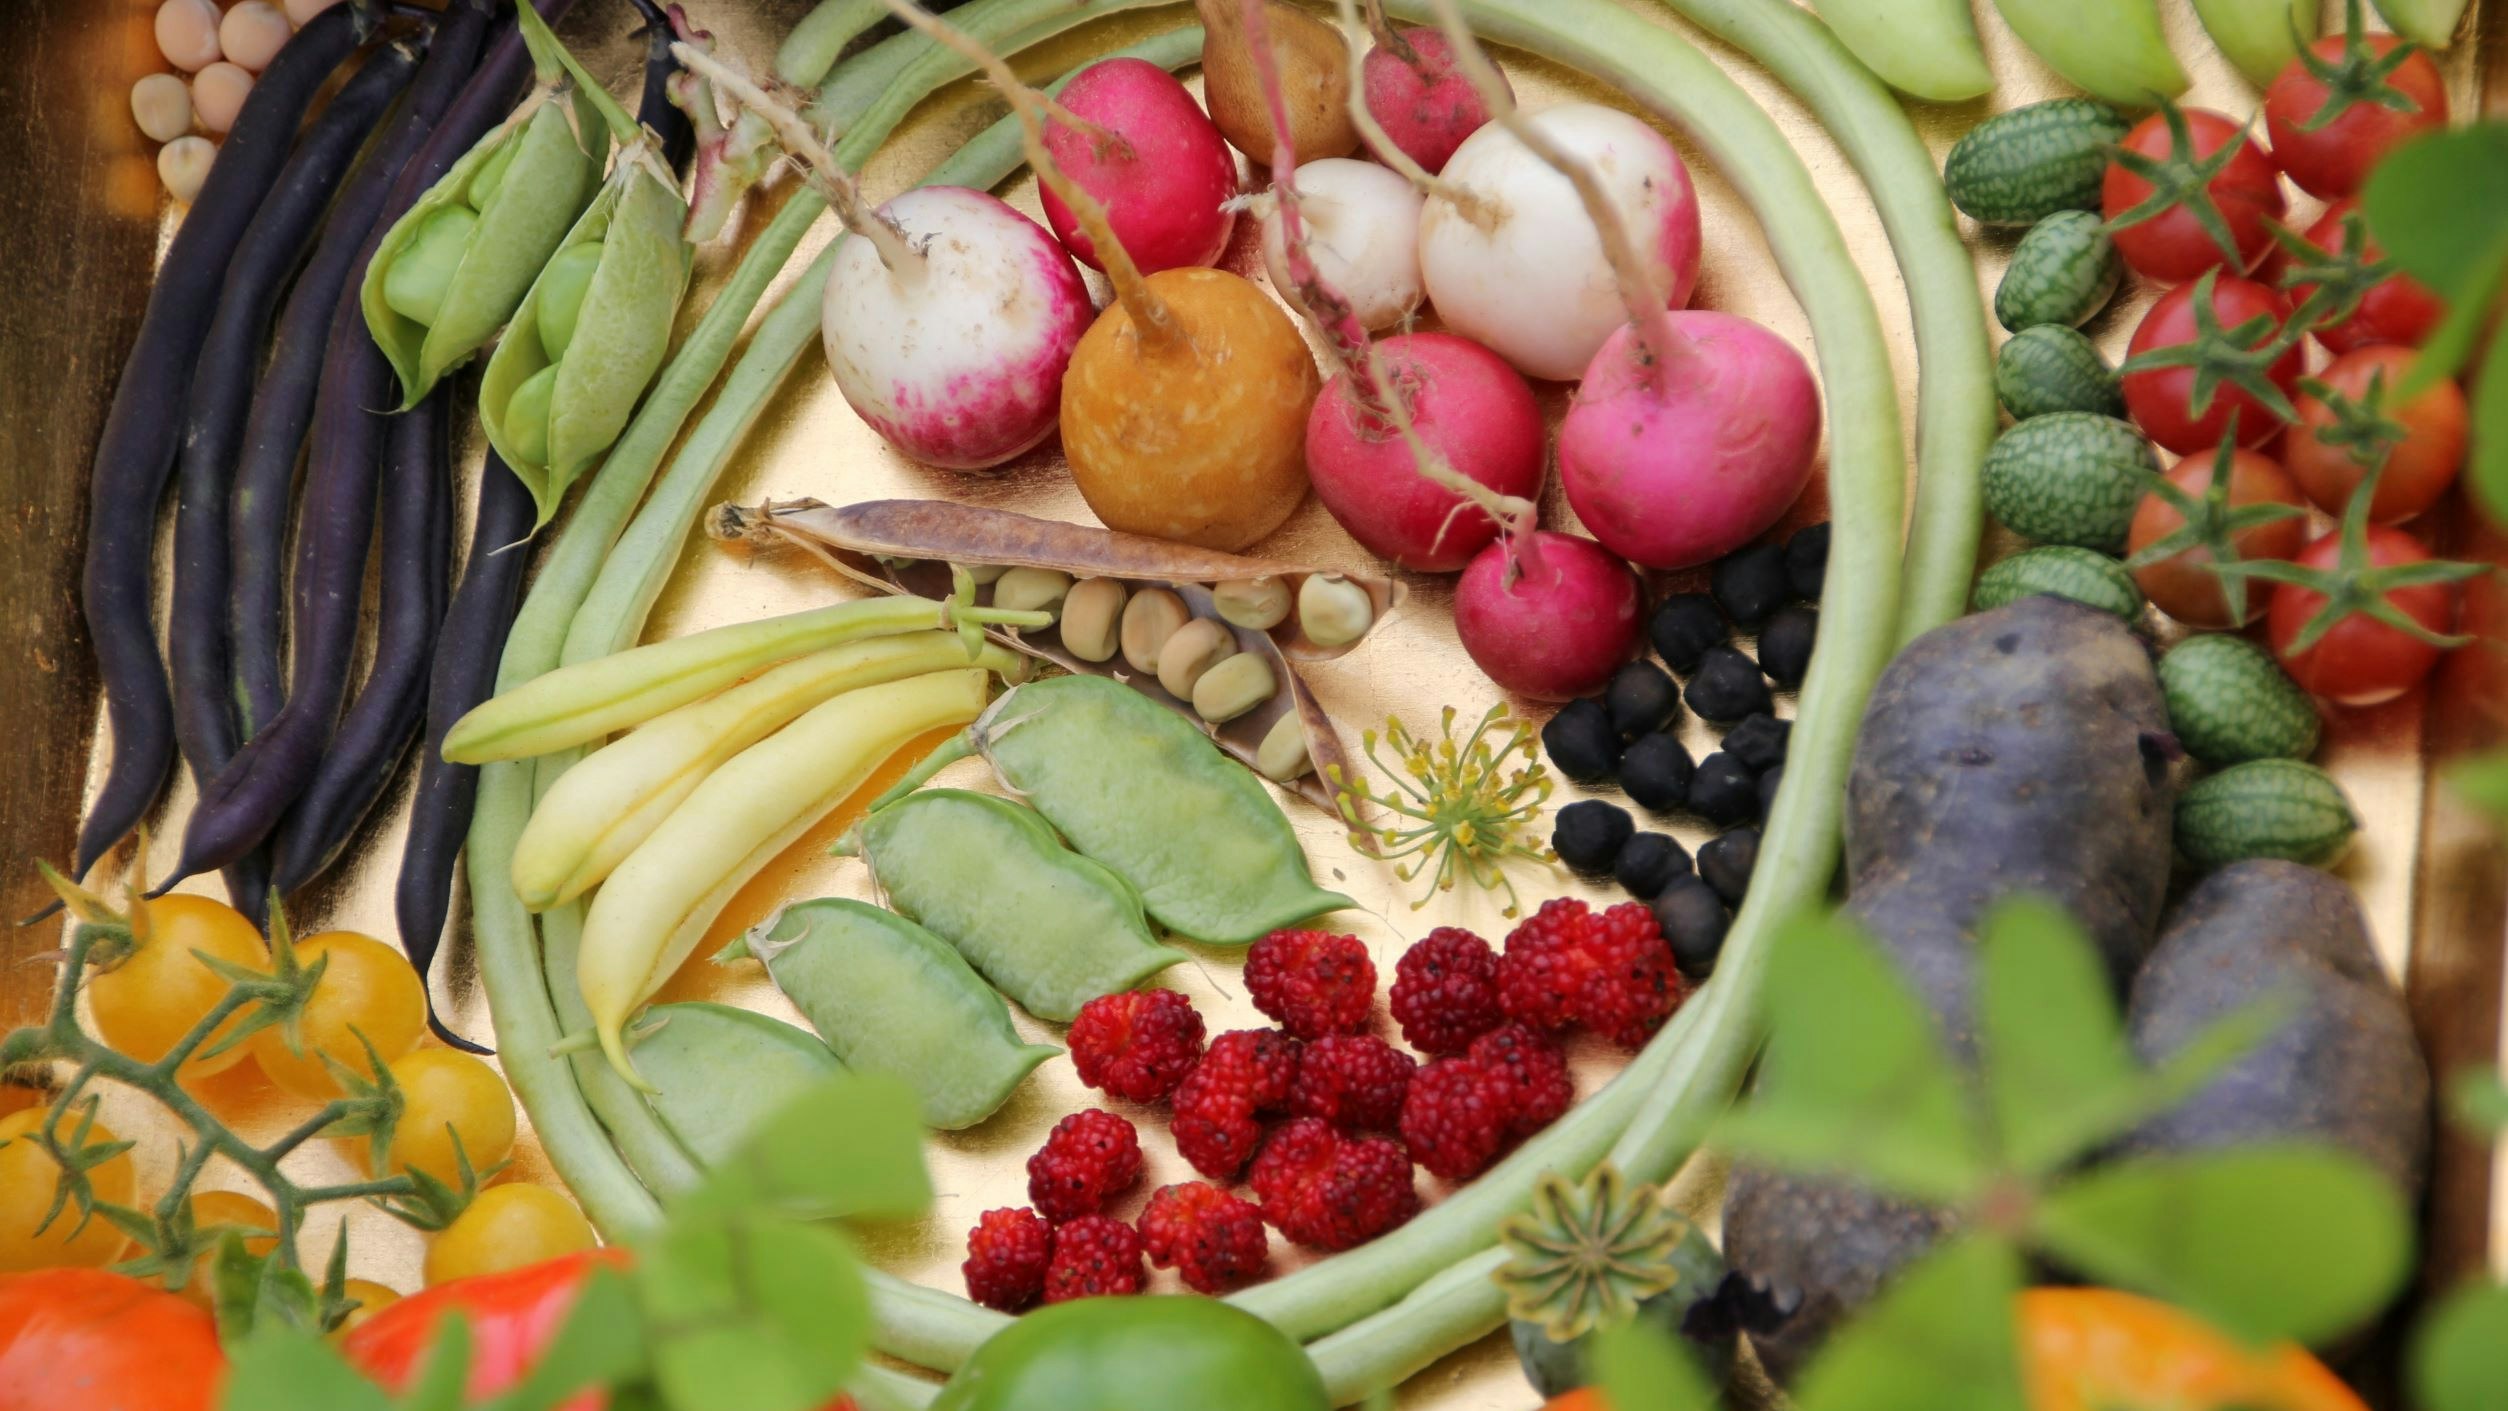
[992,567,1073,620]
[535,239,605,360]
[468,129,522,210]
[958,562,1008,586]
[1298,573,1375,648]
[504,363,559,468]
[381,203,477,327]
[1214,576,1291,630]
[1120,588,1191,674]
[1059,578,1127,663]
[1156,618,1237,700]
[1256,713,1311,782]
[1191,653,1275,723]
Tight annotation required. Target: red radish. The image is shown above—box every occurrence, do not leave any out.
[1454,531,1644,699]
[1352,0,1501,175]
[677,49,1089,471]
[1431,2,1818,570]
[1250,0,1542,573]
[1258,158,1425,331]
[886,0,1320,552]
[1037,57,1240,275]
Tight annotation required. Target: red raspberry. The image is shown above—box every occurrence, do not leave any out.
[1250,1118,1419,1251]
[1245,929,1377,1040]
[1068,989,1206,1104]
[1043,1214,1145,1302]
[1138,1181,1270,1293]
[1390,927,1503,1055]
[1025,1109,1143,1223]
[1496,898,1683,1047]
[1289,1033,1416,1133]
[1400,1056,1518,1180]
[961,1206,1053,1312]
[1248,1117,1343,1247]
[1468,1023,1574,1136]
[1170,1082,1264,1181]
[1200,1028,1304,1112]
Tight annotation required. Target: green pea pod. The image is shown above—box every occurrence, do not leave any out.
[847,789,1185,1022]
[361,22,605,406]
[873,674,1354,945]
[481,155,694,527]
[629,1001,843,1167]
[718,898,1057,1131]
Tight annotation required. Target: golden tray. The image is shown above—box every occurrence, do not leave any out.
[4,0,2504,1406]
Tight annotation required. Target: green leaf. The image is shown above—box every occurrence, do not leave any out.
[1715,912,1986,1204]
[1790,1236,2027,1411]
[2445,1065,2508,1136]
[1975,897,2139,1175]
[1590,1313,1721,1411]
[2030,1144,2412,1345]
[682,1072,932,1223]
[637,1215,872,1411]
[2361,125,2508,410]
[2411,1280,2508,1411]
[217,1326,396,1411]
[482,1269,647,1411]
[2474,321,2508,526]
[396,1314,477,1411]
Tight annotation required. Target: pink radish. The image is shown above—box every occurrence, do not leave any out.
[1432,0,1819,569]
[678,50,1090,471]
[1352,0,1499,174]
[1454,531,1644,700]
[1037,57,1240,274]
[1248,0,1542,574]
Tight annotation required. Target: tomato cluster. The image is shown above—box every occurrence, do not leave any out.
[2097,26,2476,706]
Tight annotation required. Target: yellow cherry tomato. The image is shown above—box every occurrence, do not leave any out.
[424,1185,597,1287]
[0,1106,137,1272]
[376,1049,516,1189]
[89,894,269,1077]
[180,1188,279,1305]
[333,1277,403,1333]
[248,931,426,1102]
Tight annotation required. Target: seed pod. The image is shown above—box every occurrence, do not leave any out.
[361,7,606,406]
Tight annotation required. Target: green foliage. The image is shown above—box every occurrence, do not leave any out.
[2413,1281,2508,1411]
[1787,1238,2026,1411]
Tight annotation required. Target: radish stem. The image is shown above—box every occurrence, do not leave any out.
[1331,0,1486,216]
[673,44,922,275]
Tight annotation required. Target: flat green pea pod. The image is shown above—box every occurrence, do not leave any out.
[362,3,606,406]
[628,1001,843,1166]
[873,674,1353,945]
[843,788,1185,1021]
[719,898,1057,1131]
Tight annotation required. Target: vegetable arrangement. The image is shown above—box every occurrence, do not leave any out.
[31,0,2504,1408]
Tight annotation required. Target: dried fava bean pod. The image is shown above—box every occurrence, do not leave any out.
[841,789,1186,1022]
[871,674,1355,946]
[710,497,1403,813]
[361,2,605,407]
[480,4,695,527]
[719,897,1059,1130]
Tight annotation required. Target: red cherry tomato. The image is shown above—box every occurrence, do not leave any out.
[2263,34,2448,201]
[2127,446,2309,629]
[2122,275,2305,454]
[2285,345,2469,522]
[2101,108,2285,283]
[2287,200,2444,354]
[2267,526,2457,705]
[0,1268,225,1411]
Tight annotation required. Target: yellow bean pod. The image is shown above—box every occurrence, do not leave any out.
[512,633,1026,911]
[577,667,993,1088]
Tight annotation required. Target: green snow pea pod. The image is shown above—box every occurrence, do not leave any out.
[872,674,1353,945]
[628,1001,843,1167]
[843,788,1185,1022]
[717,898,1057,1130]
[360,2,605,407]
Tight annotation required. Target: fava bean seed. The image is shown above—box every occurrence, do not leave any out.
[131,73,193,143]
[381,204,479,327]
[157,135,216,204]
[1060,578,1127,663]
[534,239,604,361]
[1256,713,1311,782]
[993,566,1073,620]
[502,364,559,468]
[961,562,1008,585]
[1121,587,1190,674]
[851,789,1184,1021]
[1157,618,1237,700]
[1214,576,1292,630]
[1298,574,1374,647]
[1192,653,1275,723]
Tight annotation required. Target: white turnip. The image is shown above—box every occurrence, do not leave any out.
[1257,157,1424,331]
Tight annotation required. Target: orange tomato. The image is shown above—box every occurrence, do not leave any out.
[89,893,268,1078]
[2019,1288,2369,1411]
[334,1278,403,1334]
[2284,346,2469,524]
[375,1048,517,1188]
[247,930,427,1101]
[2126,446,2310,629]
[0,1268,225,1411]
[180,1189,279,1306]
[0,1108,136,1272]
[424,1184,598,1287]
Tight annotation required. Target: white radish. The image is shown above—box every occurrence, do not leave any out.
[1258,158,1424,332]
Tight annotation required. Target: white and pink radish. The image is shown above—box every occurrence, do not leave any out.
[1248,0,1542,573]
[675,49,1089,472]
[1257,157,1425,331]
[888,0,1321,553]
[1038,57,1240,274]
[1351,0,1499,174]
[1454,530,1645,699]
[1434,0,1820,570]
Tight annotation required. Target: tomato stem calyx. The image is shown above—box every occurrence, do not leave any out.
[2220,463,2490,654]
[2291,0,2428,135]
[2120,268,2304,426]
[2129,417,2306,626]
[2102,100,2261,272]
